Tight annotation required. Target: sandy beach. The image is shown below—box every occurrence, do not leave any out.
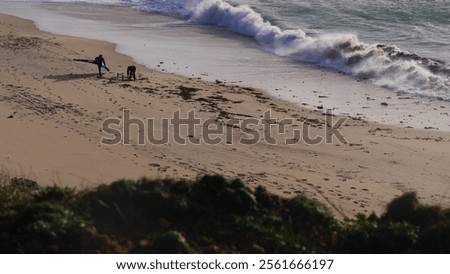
[1,13,450,218]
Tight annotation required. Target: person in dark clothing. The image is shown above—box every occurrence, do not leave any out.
[94,54,106,77]
[127,65,136,81]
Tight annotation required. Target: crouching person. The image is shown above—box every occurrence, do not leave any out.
[127,65,136,81]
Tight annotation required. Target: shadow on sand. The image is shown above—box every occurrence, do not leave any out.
[44,73,100,81]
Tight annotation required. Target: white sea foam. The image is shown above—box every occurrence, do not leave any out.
[183,0,450,99]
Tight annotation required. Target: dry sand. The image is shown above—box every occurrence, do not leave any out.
[1,13,450,218]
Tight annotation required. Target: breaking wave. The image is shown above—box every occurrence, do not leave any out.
[183,0,450,99]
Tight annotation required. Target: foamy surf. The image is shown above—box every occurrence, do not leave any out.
[182,0,450,100]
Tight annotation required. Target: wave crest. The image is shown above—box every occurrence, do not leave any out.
[185,0,450,99]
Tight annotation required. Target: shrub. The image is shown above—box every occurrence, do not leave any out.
[2,174,450,254]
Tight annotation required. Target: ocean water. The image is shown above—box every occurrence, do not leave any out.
[4,0,449,99]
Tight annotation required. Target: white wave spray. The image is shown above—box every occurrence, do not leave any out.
[184,0,450,99]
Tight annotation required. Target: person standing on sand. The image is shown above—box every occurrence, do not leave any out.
[94,54,106,77]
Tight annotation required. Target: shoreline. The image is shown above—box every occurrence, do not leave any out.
[2,1,450,132]
[1,13,450,217]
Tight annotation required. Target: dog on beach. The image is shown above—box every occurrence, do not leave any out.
[127,65,136,81]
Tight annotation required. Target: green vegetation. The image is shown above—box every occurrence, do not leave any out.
[1,175,449,253]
